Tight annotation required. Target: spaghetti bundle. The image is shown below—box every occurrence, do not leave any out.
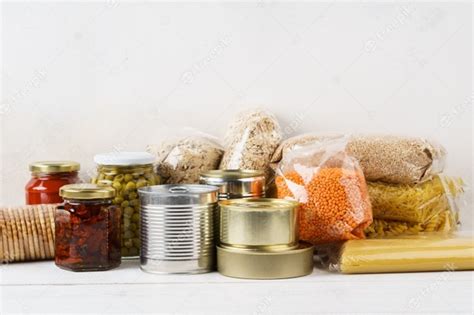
[322,234,474,274]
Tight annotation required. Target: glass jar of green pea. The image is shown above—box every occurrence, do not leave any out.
[93,152,160,258]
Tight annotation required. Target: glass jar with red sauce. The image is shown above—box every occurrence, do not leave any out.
[25,161,80,205]
[55,184,121,272]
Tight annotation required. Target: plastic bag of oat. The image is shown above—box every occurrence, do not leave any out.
[219,108,282,183]
[147,130,224,184]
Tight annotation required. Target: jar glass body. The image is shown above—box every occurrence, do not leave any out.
[55,198,121,271]
[25,171,79,205]
[93,164,159,258]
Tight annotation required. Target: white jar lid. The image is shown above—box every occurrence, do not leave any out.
[94,152,154,166]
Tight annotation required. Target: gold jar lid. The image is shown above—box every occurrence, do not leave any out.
[219,198,299,251]
[217,242,314,279]
[29,161,80,174]
[60,184,115,200]
[200,170,265,199]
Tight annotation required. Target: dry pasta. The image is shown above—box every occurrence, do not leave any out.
[320,233,474,274]
[365,210,456,239]
[368,176,464,224]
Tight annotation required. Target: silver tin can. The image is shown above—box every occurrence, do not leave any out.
[138,184,219,274]
[199,170,265,200]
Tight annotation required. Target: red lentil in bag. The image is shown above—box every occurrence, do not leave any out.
[275,137,373,245]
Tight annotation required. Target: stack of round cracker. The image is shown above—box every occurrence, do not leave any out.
[0,204,56,263]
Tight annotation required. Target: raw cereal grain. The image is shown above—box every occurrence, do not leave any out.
[272,134,445,184]
[148,136,223,184]
[220,109,282,181]
[347,135,446,184]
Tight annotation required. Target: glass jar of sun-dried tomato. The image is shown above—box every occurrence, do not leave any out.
[55,184,121,272]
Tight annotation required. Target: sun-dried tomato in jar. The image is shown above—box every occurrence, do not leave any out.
[55,184,121,271]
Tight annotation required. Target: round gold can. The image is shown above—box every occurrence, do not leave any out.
[219,198,299,251]
[217,243,314,279]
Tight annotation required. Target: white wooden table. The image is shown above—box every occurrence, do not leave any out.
[1,260,472,314]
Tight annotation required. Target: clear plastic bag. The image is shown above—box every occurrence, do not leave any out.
[364,175,464,238]
[147,133,224,184]
[272,134,446,184]
[219,109,282,182]
[271,133,341,164]
[275,137,373,245]
[365,213,456,239]
[318,233,474,274]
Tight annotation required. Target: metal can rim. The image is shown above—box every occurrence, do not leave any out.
[217,242,314,280]
[200,169,265,180]
[219,198,299,211]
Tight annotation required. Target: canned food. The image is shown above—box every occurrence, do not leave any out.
[199,170,265,200]
[200,170,266,246]
[217,243,314,280]
[138,184,218,274]
[219,198,299,251]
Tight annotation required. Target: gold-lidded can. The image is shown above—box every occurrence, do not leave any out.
[219,198,299,251]
[199,170,265,200]
[217,242,314,280]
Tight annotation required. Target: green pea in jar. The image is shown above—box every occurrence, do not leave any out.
[93,152,160,258]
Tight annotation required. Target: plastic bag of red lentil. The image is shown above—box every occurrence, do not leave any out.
[275,137,373,245]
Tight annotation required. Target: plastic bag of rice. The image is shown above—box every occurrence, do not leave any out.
[272,134,446,184]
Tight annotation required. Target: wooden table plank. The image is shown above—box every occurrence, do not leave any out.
[1,262,473,314]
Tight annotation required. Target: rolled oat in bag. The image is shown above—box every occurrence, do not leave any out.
[275,137,373,245]
[220,108,282,182]
[147,133,224,184]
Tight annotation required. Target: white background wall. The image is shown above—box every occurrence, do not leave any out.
[1,1,472,227]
